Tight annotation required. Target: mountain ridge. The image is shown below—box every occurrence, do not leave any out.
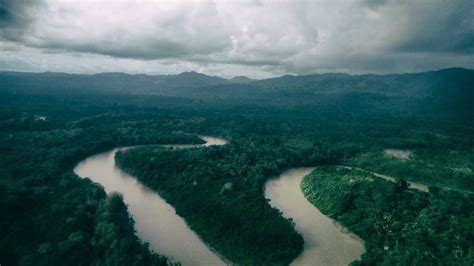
[0,67,472,122]
[1,67,471,81]
[0,68,472,112]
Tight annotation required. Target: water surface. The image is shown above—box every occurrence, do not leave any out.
[75,137,366,266]
[74,136,227,266]
[265,168,365,266]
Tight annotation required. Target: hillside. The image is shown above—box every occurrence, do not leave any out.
[0,71,233,96]
[1,68,472,119]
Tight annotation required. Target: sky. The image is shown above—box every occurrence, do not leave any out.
[0,0,473,79]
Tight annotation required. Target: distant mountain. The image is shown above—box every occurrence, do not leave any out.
[0,71,251,96]
[254,68,473,98]
[1,68,472,119]
[175,71,229,86]
[229,76,255,83]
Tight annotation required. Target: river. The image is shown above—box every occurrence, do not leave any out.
[73,136,227,266]
[265,168,365,266]
[75,136,366,266]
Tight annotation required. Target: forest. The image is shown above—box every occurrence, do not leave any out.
[1,68,473,265]
[0,101,205,265]
[301,166,473,265]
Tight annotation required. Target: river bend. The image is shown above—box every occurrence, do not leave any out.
[75,137,365,265]
[74,136,227,266]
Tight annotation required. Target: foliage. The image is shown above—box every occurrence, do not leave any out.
[115,141,306,265]
[302,166,474,265]
[1,69,472,265]
[0,105,207,265]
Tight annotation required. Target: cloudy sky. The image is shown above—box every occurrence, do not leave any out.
[0,0,472,78]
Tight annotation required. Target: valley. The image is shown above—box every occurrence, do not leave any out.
[0,68,472,265]
[1,1,472,264]
[73,137,228,265]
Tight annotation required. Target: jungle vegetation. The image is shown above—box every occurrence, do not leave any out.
[302,166,474,265]
[1,68,472,265]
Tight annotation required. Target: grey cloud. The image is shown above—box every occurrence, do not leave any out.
[361,0,391,9]
[0,0,44,41]
[0,0,472,77]
[1,1,234,60]
[35,39,197,60]
[394,0,474,54]
[0,0,30,28]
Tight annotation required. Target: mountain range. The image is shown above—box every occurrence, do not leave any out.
[1,68,472,119]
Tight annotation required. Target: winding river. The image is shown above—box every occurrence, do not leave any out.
[265,168,365,266]
[74,136,365,266]
[74,136,227,266]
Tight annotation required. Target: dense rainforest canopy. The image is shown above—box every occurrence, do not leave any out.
[302,166,473,265]
[0,68,472,265]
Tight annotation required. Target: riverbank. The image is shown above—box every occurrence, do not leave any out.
[74,137,228,266]
[301,166,474,265]
[265,168,365,265]
[114,138,306,265]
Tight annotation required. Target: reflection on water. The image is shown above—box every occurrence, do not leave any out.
[74,136,227,266]
[265,168,365,266]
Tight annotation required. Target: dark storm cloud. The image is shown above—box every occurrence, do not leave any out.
[362,0,391,9]
[394,0,474,54]
[38,39,194,60]
[0,1,235,61]
[0,0,472,77]
[0,0,44,41]
[0,0,29,28]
